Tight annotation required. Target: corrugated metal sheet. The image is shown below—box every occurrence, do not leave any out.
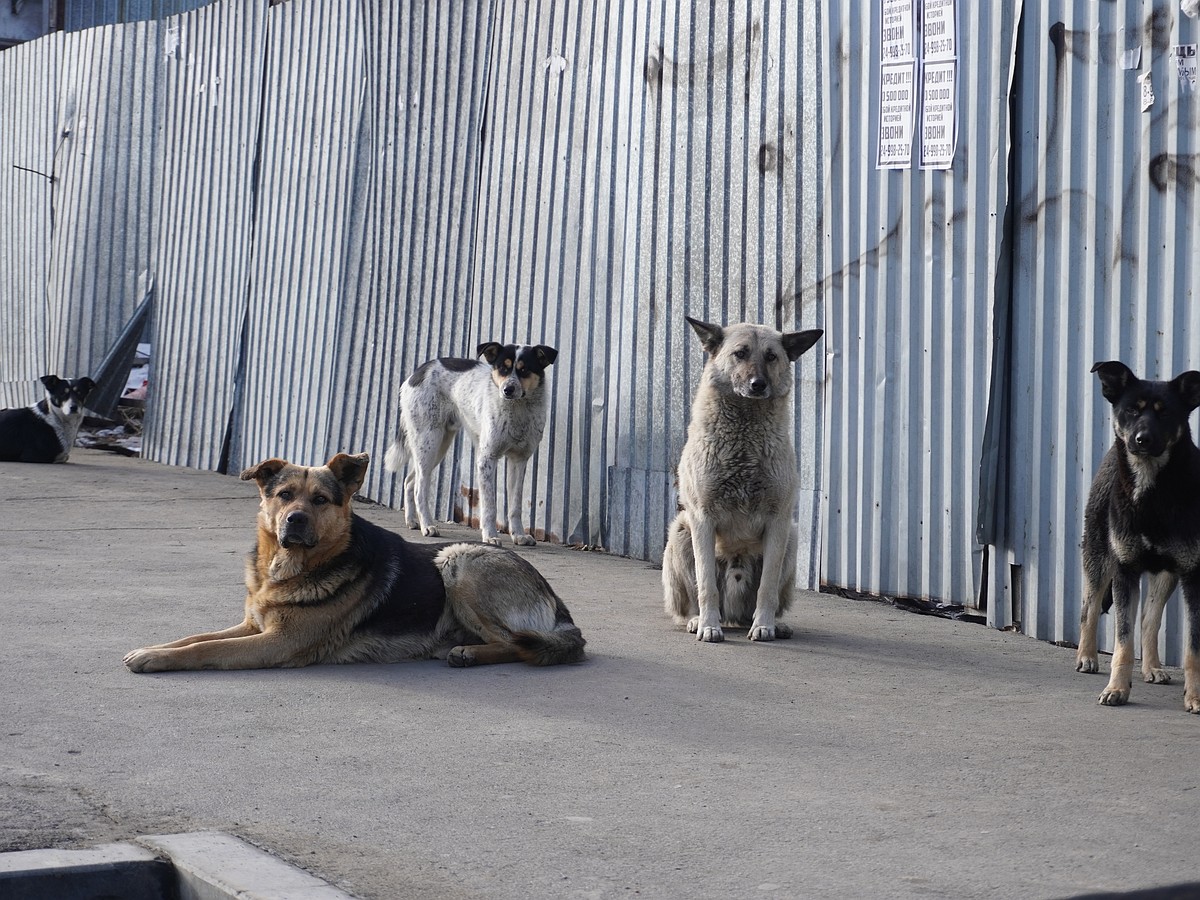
[991,0,1200,665]
[1,20,156,408]
[604,0,830,578]
[229,0,366,472]
[63,0,213,33]
[820,1,1018,604]
[339,1,494,510]
[0,32,61,407]
[143,1,267,469]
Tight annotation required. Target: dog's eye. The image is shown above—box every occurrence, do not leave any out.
[312,495,329,506]
[277,490,293,501]
[765,351,778,362]
[733,348,749,360]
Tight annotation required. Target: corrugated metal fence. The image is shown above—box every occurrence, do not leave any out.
[989,1,1200,663]
[0,0,825,579]
[4,0,1200,663]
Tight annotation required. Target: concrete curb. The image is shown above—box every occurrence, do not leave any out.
[0,832,356,899]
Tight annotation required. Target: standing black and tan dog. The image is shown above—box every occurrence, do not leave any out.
[662,318,822,643]
[384,343,557,546]
[124,453,585,672]
[0,375,96,463]
[1077,361,1200,713]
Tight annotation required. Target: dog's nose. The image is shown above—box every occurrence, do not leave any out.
[285,510,309,526]
[1133,430,1152,449]
[749,377,768,395]
[502,382,519,398]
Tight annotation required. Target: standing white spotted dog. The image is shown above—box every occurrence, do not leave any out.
[385,343,557,547]
[662,318,822,642]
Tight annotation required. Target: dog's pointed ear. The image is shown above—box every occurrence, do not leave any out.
[240,458,289,486]
[782,329,823,361]
[535,345,558,367]
[76,377,97,397]
[1091,361,1136,404]
[1172,371,1200,412]
[686,317,723,354]
[477,342,502,364]
[326,452,370,495]
[39,375,62,391]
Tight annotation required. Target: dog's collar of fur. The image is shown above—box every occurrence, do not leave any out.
[32,399,81,456]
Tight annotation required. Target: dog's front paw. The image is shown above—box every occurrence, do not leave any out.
[124,648,166,673]
[447,646,478,668]
[482,534,502,547]
[697,626,724,643]
[1098,686,1131,706]
[1185,691,1200,714]
[512,533,536,547]
[1075,653,1099,674]
[1143,667,1172,684]
[748,625,776,641]
[421,525,441,537]
[686,616,700,634]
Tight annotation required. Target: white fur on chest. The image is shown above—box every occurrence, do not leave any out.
[677,384,798,517]
[32,402,80,462]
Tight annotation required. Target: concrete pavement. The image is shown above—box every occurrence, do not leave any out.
[1,449,1197,899]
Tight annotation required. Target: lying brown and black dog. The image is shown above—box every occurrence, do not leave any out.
[124,452,585,672]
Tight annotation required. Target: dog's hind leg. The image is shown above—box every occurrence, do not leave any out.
[402,471,419,530]
[411,430,456,537]
[447,641,523,667]
[1141,571,1177,684]
[1180,575,1200,713]
[1098,569,1139,706]
[662,516,700,627]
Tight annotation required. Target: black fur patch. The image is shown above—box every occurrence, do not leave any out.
[439,357,479,373]
[407,360,436,388]
[349,518,447,636]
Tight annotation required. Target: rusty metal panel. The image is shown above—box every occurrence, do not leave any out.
[992,0,1200,666]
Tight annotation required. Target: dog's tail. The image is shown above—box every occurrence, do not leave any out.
[512,622,587,666]
[383,432,408,474]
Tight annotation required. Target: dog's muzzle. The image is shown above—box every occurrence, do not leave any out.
[279,510,317,549]
[1129,428,1168,458]
[501,375,525,400]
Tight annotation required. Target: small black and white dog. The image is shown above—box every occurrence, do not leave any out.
[384,343,557,546]
[0,375,97,463]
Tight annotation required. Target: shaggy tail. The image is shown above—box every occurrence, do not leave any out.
[383,431,408,473]
[512,624,587,666]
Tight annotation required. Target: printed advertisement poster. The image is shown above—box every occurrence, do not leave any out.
[878,62,916,169]
[920,60,957,169]
[882,0,916,63]
[922,0,957,61]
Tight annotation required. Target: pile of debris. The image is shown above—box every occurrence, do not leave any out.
[76,344,148,457]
